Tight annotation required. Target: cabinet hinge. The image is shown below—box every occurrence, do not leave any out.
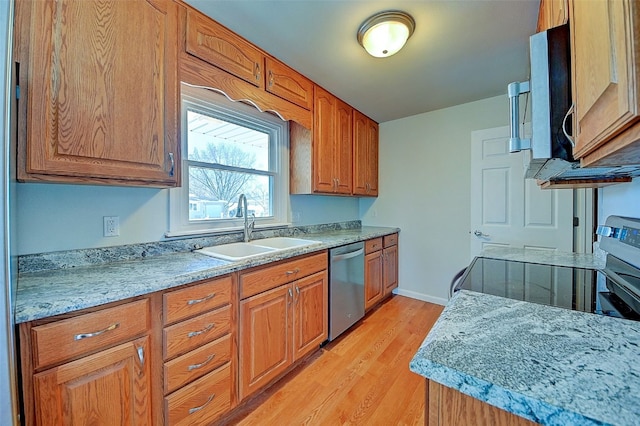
[573,217,579,227]
[15,85,20,100]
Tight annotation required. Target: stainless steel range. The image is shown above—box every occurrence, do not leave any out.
[453,215,640,321]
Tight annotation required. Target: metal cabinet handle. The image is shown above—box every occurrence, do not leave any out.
[285,268,300,276]
[268,70,274,87]
[255,63,261,81]
[288,288,293,305]
[169,152,175,177]
[187,323,214,338]
[74,323,120,341]
[188,354,216,371]
[189,394,215,415]
[137,346,144,367]
[136,345,145,377]
[187,293,216,305]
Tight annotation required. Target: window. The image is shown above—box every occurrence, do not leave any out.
[168,85,289,236]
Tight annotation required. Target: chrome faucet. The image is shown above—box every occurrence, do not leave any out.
[235,194,255,242]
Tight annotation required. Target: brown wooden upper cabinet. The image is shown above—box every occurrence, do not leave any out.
[186,9,265,89]
[313,86,353,195]
[15,0,180,187]
[536,0,568,32]
[265,57,314,110]
[353,110,379,196]
[570,0,640,167]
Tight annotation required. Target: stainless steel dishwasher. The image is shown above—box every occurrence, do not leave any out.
[328,242,365,341]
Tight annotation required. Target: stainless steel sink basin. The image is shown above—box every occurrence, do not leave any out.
[195,237,322,261]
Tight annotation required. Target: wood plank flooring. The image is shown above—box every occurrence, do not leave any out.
[221,295,444,425]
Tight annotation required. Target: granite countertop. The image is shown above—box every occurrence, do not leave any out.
[16,225,398,323]
[479,246,607,270]
[410,248,639,426]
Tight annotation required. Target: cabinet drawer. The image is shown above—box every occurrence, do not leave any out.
[384,233,398,248]
[165,362,231,426]
[185,9,264,88]
[31,299,149,369]
[365,238,383,254]
[239,252,327,299]
[163,276,232,325]
[164,334,231,394]
[164,305,231,360]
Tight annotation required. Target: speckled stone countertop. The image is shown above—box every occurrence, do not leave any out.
[479,246,607,270]
[410,248,639,426]
[16,224,398,323]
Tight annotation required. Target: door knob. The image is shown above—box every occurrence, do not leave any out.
[473,230,490,238]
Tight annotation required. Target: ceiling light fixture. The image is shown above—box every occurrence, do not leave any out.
[357,10,416,58]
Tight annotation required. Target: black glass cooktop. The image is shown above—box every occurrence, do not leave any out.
[457,257,598,314]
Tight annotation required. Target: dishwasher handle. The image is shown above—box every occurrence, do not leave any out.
[331,248,364,262]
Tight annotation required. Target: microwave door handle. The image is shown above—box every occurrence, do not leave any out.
[508,80,531,153]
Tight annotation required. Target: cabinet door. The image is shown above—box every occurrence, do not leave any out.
[571,0,640,161]
[33,336,151,426]
[21,0,179,186]
[537,0,568,31]
[353,110,379,196]
[383,245,399,295]
[335,98,353,194]
[265,57,313,110]
[239,284,292,400]
[186,9,264,88]
[293,271,328,361]
[313,86,338,193]
[365,251,383,311]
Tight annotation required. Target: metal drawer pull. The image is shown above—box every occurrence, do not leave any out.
[255,63,261,81]
[187,323,214,338]
[285,268,300,275]
[187,293,216,305]
[74,323,120,341]
[188,354,215,371]
[189,393,215,415]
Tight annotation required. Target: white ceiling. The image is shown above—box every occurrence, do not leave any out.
[184,0,540,123]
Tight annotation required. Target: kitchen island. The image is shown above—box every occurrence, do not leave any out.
[410,248,640,426]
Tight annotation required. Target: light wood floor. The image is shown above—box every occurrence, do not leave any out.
[222,295,444,425]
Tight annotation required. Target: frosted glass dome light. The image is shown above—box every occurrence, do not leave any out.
[357,11,415,58]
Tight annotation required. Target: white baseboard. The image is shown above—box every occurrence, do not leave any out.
[393,288,448,306]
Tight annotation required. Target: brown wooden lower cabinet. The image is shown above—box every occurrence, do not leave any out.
[426,380,537,426]
[19,252,332,424]
[33,336,152,425]
[239,270,328,400]
[365,233,399,310]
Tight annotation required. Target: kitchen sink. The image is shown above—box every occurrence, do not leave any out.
[196,242,277,261]
[250,237,321,250]
[195,237,322,261]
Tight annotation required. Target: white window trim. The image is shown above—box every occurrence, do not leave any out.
[167,84,290,238]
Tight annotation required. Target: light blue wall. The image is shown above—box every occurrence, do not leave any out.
[599,180,640,223]
[16,183,359,254]
[360,95,510,304]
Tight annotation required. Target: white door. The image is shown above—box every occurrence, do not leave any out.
[470,126,574,258]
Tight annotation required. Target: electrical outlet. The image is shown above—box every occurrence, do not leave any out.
[103,216,120,237]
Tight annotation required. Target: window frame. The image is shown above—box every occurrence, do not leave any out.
[168,84,290,237]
